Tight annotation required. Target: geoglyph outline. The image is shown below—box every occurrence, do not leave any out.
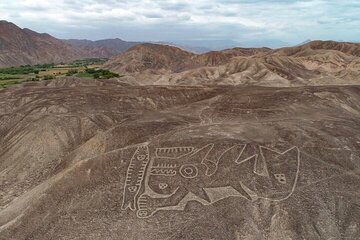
[121,142,301,218]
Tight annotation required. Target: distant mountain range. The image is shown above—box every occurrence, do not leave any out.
[64,39,142,58]
[104,40,360,86]
[0,20,217,66]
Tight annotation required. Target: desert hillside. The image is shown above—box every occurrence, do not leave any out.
[104,41,360,86]
[0,78,359,239]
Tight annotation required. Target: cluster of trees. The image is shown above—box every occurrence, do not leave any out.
[84,68,120,79]
[0,66,39,75]
[65,67,119,79]
[33,63,55,68]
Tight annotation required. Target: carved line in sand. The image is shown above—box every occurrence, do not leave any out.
[155,147,194,159]
[122,143,301,218]
[150,162,178,176]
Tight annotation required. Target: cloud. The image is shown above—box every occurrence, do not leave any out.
[0,0,359,44]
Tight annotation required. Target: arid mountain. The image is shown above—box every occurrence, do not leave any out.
[65,38,142,58]
[104,44,271,80]
[104,43,199,74]
[0,77,359,239]
[104,41,360,86]
[0,21,95,67]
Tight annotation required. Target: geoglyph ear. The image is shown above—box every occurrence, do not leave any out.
[260,146,281,162]
[260,146,299,163]
[281,146,299,160]
[254,157,268,176]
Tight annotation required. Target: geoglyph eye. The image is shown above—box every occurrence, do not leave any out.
[128,186,138,192]
[179,164,198,178]
[274,173,286,184]
[158,183,168,189]
[137,155,146,161]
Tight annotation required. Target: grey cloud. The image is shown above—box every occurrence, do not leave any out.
[160,2,189,11]
[144,13,164,19]
[1,0,360,44]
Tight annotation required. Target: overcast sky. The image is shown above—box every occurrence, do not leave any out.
[1,0,360,45]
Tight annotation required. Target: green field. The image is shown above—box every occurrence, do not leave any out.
[0,58,122,89]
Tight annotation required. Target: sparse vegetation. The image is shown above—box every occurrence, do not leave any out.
[66,69,79,76]
[43,75,55,80]
[71,58,108,66]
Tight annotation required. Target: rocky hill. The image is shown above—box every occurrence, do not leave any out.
[104,41,360,86]
[0,77,359,239]
[104,43,199,74]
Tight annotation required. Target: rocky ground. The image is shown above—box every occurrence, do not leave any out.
[0,78,359,239]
